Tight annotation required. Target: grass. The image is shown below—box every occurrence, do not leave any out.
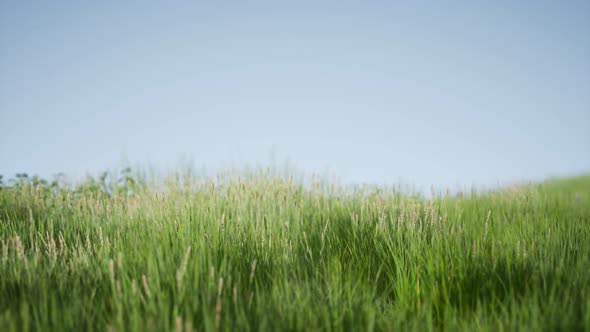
[0,169,589,331]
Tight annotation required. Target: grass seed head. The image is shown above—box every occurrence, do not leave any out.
[109,259,115,283]
[142,274,151,298]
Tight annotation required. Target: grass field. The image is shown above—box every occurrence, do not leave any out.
[0,169,589,331]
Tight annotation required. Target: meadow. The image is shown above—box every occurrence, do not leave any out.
[0,169,588,331]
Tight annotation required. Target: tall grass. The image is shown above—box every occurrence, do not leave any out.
[0,169,588,331]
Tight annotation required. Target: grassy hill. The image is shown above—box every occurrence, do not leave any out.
[0,171,588,331]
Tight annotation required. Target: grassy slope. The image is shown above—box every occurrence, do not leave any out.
[0,172,589,331]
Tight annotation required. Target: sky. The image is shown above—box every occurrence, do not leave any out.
[1,1,589,191]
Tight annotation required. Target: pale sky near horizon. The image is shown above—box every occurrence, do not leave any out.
[1,1,589,191]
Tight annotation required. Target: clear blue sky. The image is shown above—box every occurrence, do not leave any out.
[1,1,589,190]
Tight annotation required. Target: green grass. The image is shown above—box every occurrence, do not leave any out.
[0,170,589,331]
